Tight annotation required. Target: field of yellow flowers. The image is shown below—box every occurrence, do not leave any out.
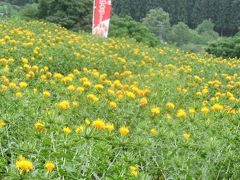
[0,19,239,179]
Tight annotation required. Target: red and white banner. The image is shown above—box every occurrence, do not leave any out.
[92,0,112,38]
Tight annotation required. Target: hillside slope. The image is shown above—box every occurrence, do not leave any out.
[0,19,239,179]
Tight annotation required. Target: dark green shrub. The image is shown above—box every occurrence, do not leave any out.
[19,3,38,19]
[167,22,194,46]
[38,0,92,31]
[206,35,240,58]
[109,15,161,47]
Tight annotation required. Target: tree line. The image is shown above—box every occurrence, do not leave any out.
[3,0,240,36]
[112,0,240,36]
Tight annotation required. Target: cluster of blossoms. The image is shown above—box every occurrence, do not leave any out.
[34,119,129,136]
[16,155,55,173]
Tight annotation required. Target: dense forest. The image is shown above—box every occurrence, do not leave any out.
[3,0,240,36]
[113,0,240,36]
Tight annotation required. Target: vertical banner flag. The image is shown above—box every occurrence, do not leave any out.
[92,0,112,37]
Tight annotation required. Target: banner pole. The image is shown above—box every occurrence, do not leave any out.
[92,0,96,35]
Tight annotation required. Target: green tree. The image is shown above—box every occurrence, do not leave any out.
[196,19,219,44]
[168,22,194,46]
[196,20,217,34]
[19,3,39,19]
[0,2,20,17]
[38,0,92,31]
[109,15,160,47]
[142,8,171,41]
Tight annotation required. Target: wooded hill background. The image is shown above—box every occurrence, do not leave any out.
[3,0,240,36]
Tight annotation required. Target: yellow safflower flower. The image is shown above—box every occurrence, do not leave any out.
[95,84,104,90]
[0,120,6,128]
[93,119,105,129]
[58,101,70,110]
[54,73,63,79]
[85,118,91,126]
[83,81,91,87]
[44,161,55,172]
[16,92,23,98]
[201,107,209,114]
[212,103,224,111]
[150,128,158,136]
[105,123,114,132]
[109,101,117,109]
[77,86,84,92]
[177,109,187,119]
[151,107,160,115]
[76,125,84,133]
[107,89,115,95]
[34,122,46,132]
[46,72,52,77]
[32,66,38,72]
[189,108,196,114]
[87,94,99,102]
[19,82,28,88]
[63,126,72,134]
[67,85,75,91]
[1,85,8,91]
[140,97,148,106]
[183,132,190,140]
[119,126,129,136]
[15,155,33,173]
[166,102,175,109]
[72,101,79,107]
[196,92,202,96]
[126,91,135,99]
[43,91,51,97]
[130,165,138,176]
[21,57,28,63]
